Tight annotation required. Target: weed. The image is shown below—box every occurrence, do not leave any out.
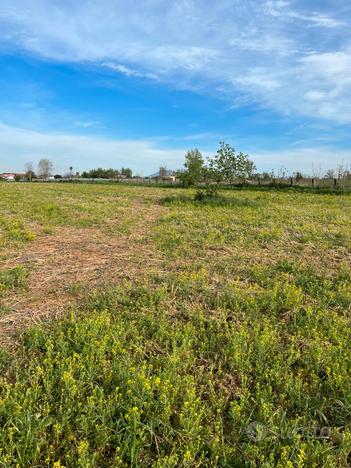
[0,266,28,295]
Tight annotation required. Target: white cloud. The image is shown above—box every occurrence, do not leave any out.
[73,121,101,128]
[234,70,282,91]
[0,123,186,174]
[102,62,158,80]
[0,0,350,122]
[252,147,351,174]
[299,51,351,86]
[304,90,329,102]
[264,1,345,28]
[306,14,344,29]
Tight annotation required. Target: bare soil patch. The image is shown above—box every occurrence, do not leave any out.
[0,200,165,349]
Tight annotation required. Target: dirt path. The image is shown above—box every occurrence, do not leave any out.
[0,198,165,350]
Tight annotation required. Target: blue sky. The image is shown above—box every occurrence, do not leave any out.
[0,0,350,175]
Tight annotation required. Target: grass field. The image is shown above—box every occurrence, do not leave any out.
[1,182,351,466]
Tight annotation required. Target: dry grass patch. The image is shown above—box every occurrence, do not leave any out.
[0,198,166,349]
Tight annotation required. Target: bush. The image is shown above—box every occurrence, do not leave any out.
[194,189,206,201]
[194,184,219,201]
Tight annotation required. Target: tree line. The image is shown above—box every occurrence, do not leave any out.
[81,167,132,179]
[20,143,350,184]
[22,159,133,181]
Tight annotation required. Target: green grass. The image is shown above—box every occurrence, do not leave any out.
[0,183,351,466]
[0,182,144,255]
[0,266,28,314]
[0,266,28,293]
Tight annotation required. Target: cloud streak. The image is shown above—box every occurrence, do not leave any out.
[102,62,158,80]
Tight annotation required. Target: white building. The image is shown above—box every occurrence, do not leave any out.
[0,173,16,180]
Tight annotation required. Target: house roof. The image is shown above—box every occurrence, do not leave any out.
[147,169,176,178]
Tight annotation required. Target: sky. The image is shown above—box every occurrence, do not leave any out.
[0,0,351,175]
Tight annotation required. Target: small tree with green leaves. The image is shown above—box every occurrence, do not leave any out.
[203,165,219,195]
[184,149,204,186]
[236,151,256,181]
[208,142,256,184]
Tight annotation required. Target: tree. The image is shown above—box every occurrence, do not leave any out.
[294,171,303,182]
[235,151,256,180]
[337,161,350,180]
[121,167,132,178]
[208,142,256,184]
[312,163,322,179]
[183,149,204,186]
[159,166,167,179]
[324,169,335,179]
[38,158,53,178]
[81,168,119,179]
[25,162,35,182]
[261,170,275,181]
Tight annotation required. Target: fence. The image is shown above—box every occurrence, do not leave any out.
[247,177,351,190]
[12,176,351,191]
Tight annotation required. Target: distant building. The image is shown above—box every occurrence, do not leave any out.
[162,175,176,182]
[0,173,25,181]
[0,173,16,180]
[147,169,177,182]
